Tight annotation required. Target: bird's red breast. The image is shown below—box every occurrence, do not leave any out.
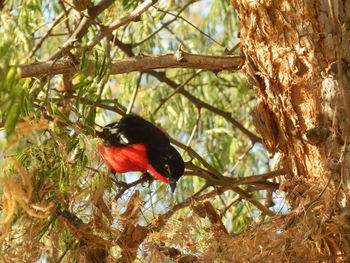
[98,144,168,183]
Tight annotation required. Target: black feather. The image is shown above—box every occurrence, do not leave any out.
[102,114,170,147]
[100,114,184,191]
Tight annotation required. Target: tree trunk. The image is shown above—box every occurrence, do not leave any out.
[231,0,350,260]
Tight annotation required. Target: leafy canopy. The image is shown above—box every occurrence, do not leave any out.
[0,0,275,262]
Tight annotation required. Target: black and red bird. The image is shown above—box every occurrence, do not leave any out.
[98,114,184,192]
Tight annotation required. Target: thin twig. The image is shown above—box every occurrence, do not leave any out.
[186,107,201,146]
[60,0,103,25]
[113,173,153,201]
[30,76,49,99]
[76,0,159,57]
[305,173,333,212]
[48,0,117,60]
[164,25,191,51]
[227,41,240,55]
[132,0,198,47]
[230,143,254,173]
[126,73,142,114]
[59,0,72,34]
[192,183,211,198]
[153,6,227,50]
[172,140,222,177]
[153,69,204,115]
[234,187,276,217]
[36,96,126,115]
[29,11,68,58]
[148,71,261,143]
[220,195,241,218]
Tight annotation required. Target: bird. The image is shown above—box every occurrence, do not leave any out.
[98,114,184,192]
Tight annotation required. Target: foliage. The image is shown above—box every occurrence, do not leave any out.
[0,0,277,262]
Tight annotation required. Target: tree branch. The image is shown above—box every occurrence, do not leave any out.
[108,37,261,144]
[29,11,69,58]
[154,5,226,50]
[48,0,117,61]
[147,70,262,144]
[153,69,204,115]
[132,0,198,47]
[18,52,242,78]
[76,0,159,56]
[150,180,280,232]
[186,161,284,188]
[233,187,276,217]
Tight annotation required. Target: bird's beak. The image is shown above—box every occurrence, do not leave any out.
[165,165,177,192]
[169,177,177,193]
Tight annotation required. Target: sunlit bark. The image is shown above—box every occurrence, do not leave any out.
[232,0,350,259]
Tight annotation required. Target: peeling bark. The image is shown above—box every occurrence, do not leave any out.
[231,0,350,259]
[232,0,350,203]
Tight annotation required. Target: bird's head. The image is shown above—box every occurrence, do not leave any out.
[147,145,184,192]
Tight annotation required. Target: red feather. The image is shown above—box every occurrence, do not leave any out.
[98,144,169,183]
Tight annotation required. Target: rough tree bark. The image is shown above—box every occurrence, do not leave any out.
[231,0,350,261]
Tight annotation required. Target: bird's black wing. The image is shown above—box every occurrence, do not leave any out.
[102,114,170,147]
